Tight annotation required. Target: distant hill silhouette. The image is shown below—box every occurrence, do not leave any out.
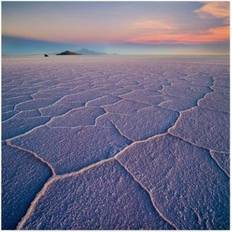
[56,50,81,55]
[77,48,106,55]
[55,49,107,56]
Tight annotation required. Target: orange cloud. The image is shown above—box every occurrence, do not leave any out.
[195,2,229,19]
[128,25,229,44]
[133,20,174,30]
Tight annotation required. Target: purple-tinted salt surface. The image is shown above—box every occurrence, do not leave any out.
[117,134,229,229]
[86,94,121,106]
[169,106,229,152]
[19,160,174,230]
[2,111,50,140]
[120,89,164,106]
[97,106,179,141]
[103,99,149,114]
[2,55,229,229]
[2,143,51,229]
[11,125,131,174]
[47,106,105,127]
[210,150,229,176]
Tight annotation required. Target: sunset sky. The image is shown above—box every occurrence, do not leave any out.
[2,1,230,55]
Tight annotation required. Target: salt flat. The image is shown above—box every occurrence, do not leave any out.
[2,55,229,229]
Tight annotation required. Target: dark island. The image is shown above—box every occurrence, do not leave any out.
[77,48,106,55]
[56,50,82,55]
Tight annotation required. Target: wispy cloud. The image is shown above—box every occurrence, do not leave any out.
[127,25,229,44]
[132,20,174,31]
[127,2,229,45]
[195,2,229,23]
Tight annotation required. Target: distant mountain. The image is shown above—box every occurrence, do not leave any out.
[77,48,106,55]
[56,49,106,56]
[56,50,81,55]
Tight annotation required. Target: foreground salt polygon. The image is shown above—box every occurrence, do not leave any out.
[2,55,229,229]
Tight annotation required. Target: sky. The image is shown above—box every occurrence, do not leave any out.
[2,1,230,55]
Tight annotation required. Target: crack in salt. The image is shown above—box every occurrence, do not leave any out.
[208,149,229,178]
[7,141,56,176]
[9,70,228,230]
[16,157,115,229]
[115,159,178,230]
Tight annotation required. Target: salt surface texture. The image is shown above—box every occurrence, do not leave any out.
[2,55,229,229]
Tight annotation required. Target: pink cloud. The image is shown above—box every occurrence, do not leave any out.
[195,2,229,19]
[127,25,229,44]
[132,20,174,31]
